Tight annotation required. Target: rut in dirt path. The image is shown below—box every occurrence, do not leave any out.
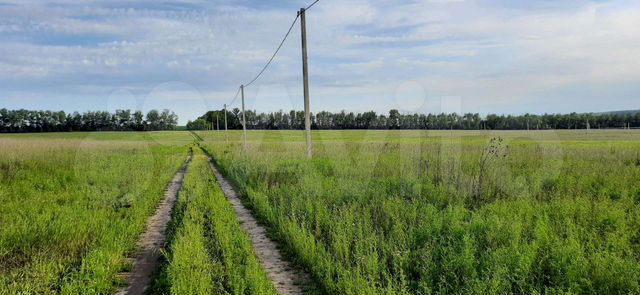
[115,152,192,295]
[204,153,312,295]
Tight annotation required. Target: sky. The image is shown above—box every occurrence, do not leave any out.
[0,0,639,124]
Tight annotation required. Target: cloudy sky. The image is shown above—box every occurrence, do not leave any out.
[1,0,639,124]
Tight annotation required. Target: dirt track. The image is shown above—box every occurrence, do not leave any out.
[113,147,310,295]
[205,154,311,295]
[115,153,192,295]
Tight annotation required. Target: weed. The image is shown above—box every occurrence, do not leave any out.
[473,136,508,207]
[540,177,557,198]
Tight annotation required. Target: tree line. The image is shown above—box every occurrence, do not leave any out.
[188,109,640,130]
[0,109,178,132]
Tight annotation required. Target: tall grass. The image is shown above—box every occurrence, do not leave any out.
[0,132,191,294]
[154,149,278,295]
[202,130,640,295]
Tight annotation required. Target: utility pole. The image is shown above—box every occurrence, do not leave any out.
[216,115,219,132]
[224,103,228,142]
[300,7,312,158]
[241,84,247,149]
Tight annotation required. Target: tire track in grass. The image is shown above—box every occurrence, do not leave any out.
[115,149,193,295]
[189,130,203,142]
[201,148,311,295]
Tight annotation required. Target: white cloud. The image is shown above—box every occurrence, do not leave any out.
[0,0,639,122]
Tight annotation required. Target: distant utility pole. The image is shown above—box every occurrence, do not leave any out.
[299,7,312,158]
[241,84,247,149]
[216,115,219,132]
[224,104,228,142]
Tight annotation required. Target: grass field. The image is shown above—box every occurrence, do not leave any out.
[0,132,192,294]
[200,129,640,295]
[1,130,639,294]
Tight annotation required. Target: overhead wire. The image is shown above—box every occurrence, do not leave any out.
[223,0,320,108]
[305,0,320,11]
[243,13,300,88]
[227,86,242,107]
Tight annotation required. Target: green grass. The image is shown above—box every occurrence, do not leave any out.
[154,148,278,295]
[0,132,192,294]
[201,129,640,295]
[2,129,639,295]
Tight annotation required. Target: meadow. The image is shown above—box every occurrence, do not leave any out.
[1,129,639,295]
[200,129,640,295]
[0,132,192,294]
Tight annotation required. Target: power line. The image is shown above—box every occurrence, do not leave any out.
[243,13,300,87]
[305,0,320,11]
[227,86,241,107]
[223,0,320,112]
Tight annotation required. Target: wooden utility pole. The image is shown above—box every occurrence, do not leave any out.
[224,103,228,142]
[300,7,312,158]
[241,85,247,149]
[216,115,219,132]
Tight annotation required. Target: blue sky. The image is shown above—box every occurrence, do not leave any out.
[0,0,639,124]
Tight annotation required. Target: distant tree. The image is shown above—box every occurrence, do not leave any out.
[186,118,209,130]
[145,110,160,131]
[115,109,132,130]
[0,108,7,131]
[6,107,640,133]
[388,109,400,129]
[132,111,145,131]
[159,109,178,130]
[0,108,178,133]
